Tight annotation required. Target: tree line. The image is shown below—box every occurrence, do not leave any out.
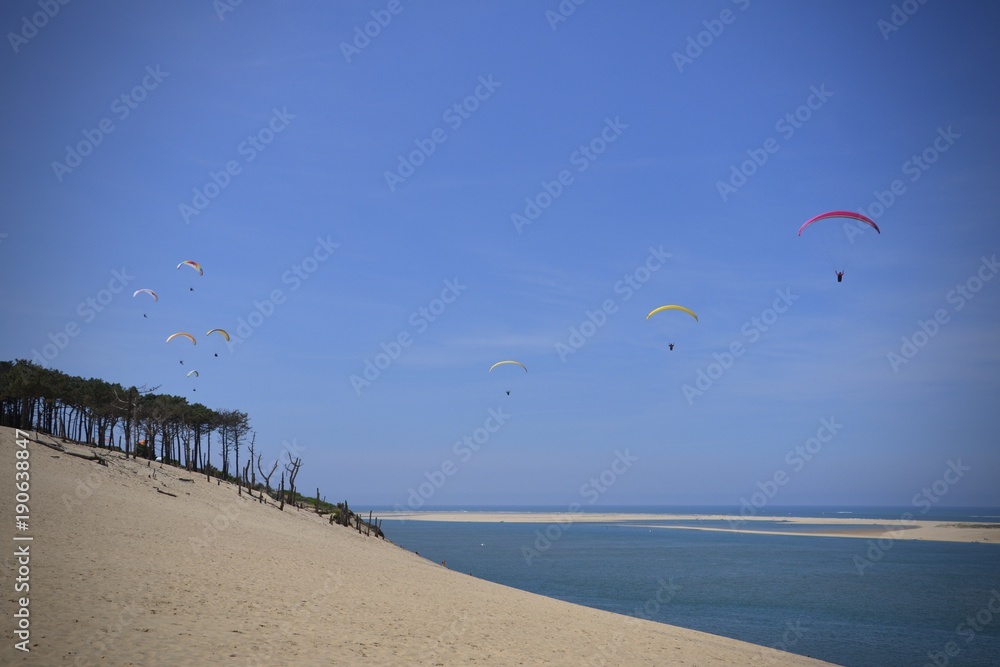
[0,359,306,505]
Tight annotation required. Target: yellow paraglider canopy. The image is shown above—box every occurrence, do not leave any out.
[206,328,231,342]
[645,305,698,321]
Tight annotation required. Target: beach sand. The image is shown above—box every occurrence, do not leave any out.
[0,426,838,666]
[384,511,1000,544]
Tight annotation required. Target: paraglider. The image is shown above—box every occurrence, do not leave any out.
[166,332,197,345]
[177,260,202,291]
[645,305,698,321]
[646,305,698,351]
[167,332,196,367]
[797,210,879,236]
[176,260,203,275]
[133,289,158,301]
[186,370,199,378]
[133,289,157,318]
[489,360,527,373]
[798,211,880,282]
[489,360,527,395]
[206,328,229,356]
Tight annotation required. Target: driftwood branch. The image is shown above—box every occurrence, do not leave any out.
[155,487,177,497]
[33,437,107,465]
[33,437,65,452]
[65,449,108,465]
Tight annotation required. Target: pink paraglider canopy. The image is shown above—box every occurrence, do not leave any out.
[797,210,880,236]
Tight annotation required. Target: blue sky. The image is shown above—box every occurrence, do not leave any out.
[2,1,998,509]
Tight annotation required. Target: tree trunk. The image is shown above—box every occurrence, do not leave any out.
[278,472,285,511]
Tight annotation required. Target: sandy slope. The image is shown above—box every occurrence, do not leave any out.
[0,427,834,666]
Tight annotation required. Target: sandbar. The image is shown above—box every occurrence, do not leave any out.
[383,511,999,543]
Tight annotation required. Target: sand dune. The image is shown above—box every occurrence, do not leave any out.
[1,427,834,665]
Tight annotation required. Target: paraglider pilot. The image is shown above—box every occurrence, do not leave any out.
[836,271,844,283]
[668,343,675,351]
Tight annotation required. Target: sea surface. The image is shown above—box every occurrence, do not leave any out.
[374,506,1000,667]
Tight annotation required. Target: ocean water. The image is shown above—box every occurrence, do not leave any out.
[375,507,1000,667]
